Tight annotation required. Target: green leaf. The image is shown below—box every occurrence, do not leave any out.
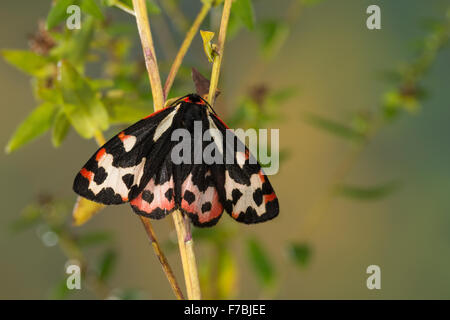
[49,278,72,299]
[258,20,289,60]
[98,249,117,281]
[81,0,104,20]
[47,0,77,30]
[69,16,95,64]
[6,102,57,153]
[304,113,366,141]
[52,109,71,147]
[192,225,235,244]
[233,0,255,30]
[77,231,114,247]
[300,0,325,6]
[51,17,95,64]
[146,0,161,15]
[1,50,52,77]
[227,8,243,40]
[266,87,298,106]
[217,247,238,299]
[60,61,109,139]
[105,99,152,124]
[200,30,216,63]
[10,205,43,233]
[287,243,312,268]
[334,182,399,200]
[115,288,145,300]
[246,238,275,287]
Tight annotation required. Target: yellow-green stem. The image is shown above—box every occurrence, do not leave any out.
[164,2,212,99]
[207,0,232,106]
[113,0,135,16]
[132,0,201,300]
[132,0,164,110]
[140,216,184,300]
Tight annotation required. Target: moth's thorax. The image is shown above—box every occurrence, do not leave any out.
[180,103,208,130]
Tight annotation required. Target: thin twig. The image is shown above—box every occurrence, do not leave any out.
[163,1,212,99]
[140,216,184,300]
[113,1,136,16]
[207,0,232,106]
[132,0,201,300]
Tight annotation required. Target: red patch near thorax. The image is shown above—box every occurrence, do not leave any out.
[143,106,169,119]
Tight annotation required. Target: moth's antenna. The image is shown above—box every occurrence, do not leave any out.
[168,94,190,107]
[169,93,218,115]
[198,96,218,115]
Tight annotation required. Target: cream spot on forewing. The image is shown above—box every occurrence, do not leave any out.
[225,171,265,216]
[207,115,223,155]
[122,135,136,152]
[235,151,246,168]
[153,109,176,142]
[88,152,146,199]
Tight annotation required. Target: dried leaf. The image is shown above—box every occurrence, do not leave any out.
[72,196,105,226]
[192,67,220,100]
[334,182,399,200]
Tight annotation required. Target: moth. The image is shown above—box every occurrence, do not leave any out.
[73,94,279,227]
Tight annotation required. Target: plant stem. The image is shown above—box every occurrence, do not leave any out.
[94,130,106,146]
[113,0,135,16]
[172,211,194,298]
[132,0,164,110]
[132,0,201,300]
[140,216,184,299]
[207,0,232,106]
[163,2,212,99]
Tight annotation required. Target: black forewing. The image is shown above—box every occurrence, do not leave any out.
[73,105,178,205]
[207,111,279,224]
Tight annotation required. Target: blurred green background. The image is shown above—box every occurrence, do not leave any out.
[1,0,449,299]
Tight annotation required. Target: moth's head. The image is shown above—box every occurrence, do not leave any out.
[182,93,206,105]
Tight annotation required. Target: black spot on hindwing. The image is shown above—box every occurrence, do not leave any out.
[201,202,212,213]
[142,190,154,203]
[165,188,173,201]
[183,190,195,204]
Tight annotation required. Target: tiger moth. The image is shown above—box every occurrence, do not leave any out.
[73,94,279,227]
